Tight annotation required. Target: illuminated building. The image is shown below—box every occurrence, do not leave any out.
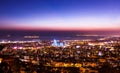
[52,39,65,47]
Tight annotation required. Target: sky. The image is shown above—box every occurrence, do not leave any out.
[0,0,120,31]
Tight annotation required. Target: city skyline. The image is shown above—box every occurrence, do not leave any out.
[0,0,120,31]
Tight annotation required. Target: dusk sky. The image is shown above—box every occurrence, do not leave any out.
[0,0,120,31]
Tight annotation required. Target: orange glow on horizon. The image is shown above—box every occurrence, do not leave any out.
[0,25,120,31]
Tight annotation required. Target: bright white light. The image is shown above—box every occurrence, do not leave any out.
[88,43,94,46]
[19,47,23,49]
[13,47,17,49]
[76,46,80,48]
[98,51,102,56]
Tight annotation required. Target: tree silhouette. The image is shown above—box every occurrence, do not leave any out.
[0,45,5,51]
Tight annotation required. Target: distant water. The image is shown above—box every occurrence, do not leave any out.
[0,36,105,41]
[35,36,104,40]
[0,30,120,41]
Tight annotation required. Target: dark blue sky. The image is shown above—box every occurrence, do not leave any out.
[0,0,120,30]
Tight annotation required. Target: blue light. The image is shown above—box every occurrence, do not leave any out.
[53,39,58,46]
[52,39,64,47]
